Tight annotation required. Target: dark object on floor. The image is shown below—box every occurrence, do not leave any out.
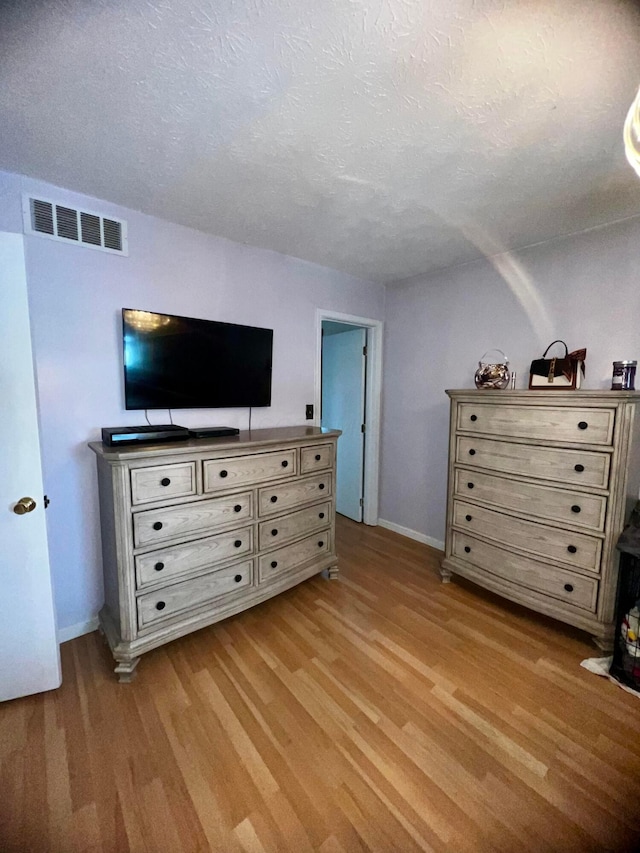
[611,502,640,691]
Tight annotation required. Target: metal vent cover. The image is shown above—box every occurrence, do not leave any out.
[22,196,128,255]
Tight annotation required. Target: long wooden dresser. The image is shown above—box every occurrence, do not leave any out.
[442,390,640,649]
[90,426,340,681]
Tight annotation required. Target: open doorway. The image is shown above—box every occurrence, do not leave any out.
[322,322,367,521]
[315,310,383,525]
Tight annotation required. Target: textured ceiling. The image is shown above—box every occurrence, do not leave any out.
[1,0,640,284]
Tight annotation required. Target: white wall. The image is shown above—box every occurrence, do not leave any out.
[1,171,385,636]
[380,215,640,547]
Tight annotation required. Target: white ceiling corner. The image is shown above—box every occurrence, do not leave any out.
[1,0,639,284]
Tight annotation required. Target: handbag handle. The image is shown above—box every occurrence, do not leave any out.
[542,340,568,358]
[479,348,508,364]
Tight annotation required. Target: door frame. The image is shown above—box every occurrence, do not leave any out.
[315,309,383,526]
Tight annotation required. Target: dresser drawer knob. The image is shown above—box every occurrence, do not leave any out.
[319,512,325,519]
[234,540,242,548]
[318,540,324,547]
[281,460,288,468]
[470,414,477,422]
[467,482,474,489]
[271,529,278,537]
[574,464,585,472]
[153,521,163,531]
[271,560,278,569]
[578,421,588,430]
[156,601,166,611]
[234,574,242,583]
[154,561,164,572]
[160,477,171,487]
[465,514,472,522]
[468,449,476,456]
[464,546,471,553]
[319,483,326,490]
[219,469,228,478]
[571,505,581,514]
[567,545,577,554]
[234,504,242,513]
[315,454,321,461]
[270,495,278,503]
[564,583,574,593]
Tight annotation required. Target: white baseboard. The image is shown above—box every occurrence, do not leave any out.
[377,518,445,552]
[57,616,99,644]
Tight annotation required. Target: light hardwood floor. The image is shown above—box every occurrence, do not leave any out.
[2,516,640,853]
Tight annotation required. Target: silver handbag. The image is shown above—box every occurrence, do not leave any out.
[474,349,510,390]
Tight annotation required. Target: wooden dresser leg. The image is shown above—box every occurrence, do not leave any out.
[440,567,452,583]
[592,633,614,655]
[327,564,339,579]
[114,657,140,683]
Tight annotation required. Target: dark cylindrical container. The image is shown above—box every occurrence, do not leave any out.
[612,361,637,391]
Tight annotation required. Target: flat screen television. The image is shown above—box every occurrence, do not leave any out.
[122,308,273,410]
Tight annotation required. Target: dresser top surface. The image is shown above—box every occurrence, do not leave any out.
[89,425,341,461]
[446,389,640,402]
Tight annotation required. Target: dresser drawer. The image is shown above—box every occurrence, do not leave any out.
[130,462,198,505]
[457,403,615,446]
[258,531,331,581]
[259,502,331,550]
[133,491,253,547]
[137,560,253,628]
[301,444,333,474]
[451,532,598,612]
[456,435,610,490]
[453,469,607,532]
[258,473,333,517]
[203,450,297,493]
[135,526,253,589]
[452,500,602,573]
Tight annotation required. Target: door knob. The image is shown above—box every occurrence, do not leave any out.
[13,497,36,515]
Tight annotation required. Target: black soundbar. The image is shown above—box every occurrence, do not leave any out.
[189,426,240,439]
[101,424,190,447]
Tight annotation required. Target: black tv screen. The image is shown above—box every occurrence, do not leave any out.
[122,309,273,410]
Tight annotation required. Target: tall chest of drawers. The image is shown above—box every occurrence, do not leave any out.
[90,426,340,681]
[442,390,640,649]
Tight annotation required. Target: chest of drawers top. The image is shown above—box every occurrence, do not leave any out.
[90,427,339,516]
[446,389,640,447]
[90,425,339,464]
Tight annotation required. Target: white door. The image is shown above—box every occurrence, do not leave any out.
[321,327,366,522]
[0,232,61,701]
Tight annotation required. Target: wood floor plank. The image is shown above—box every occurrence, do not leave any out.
[3,516,640,852]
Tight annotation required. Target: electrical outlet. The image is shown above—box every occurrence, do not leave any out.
[305,404,314,420]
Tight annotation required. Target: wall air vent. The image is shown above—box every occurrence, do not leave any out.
[22,196,128,256]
